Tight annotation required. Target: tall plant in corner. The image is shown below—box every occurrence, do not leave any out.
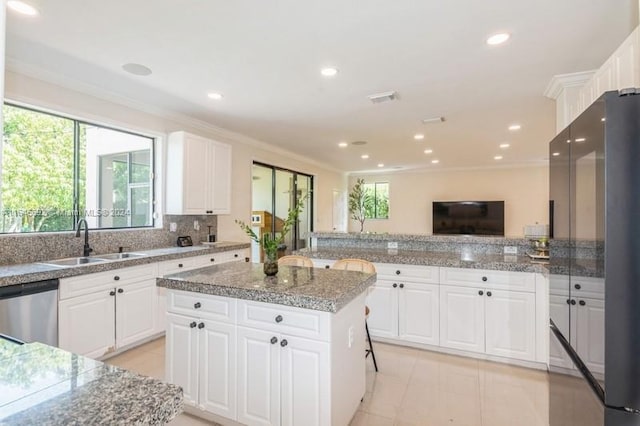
[348,178,372,233]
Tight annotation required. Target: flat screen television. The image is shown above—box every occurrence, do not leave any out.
[432,201,505,236]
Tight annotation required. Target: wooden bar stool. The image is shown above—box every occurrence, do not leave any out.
[277,255,314,267]
[331,258,378,372]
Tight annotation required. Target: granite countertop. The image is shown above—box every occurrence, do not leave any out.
[157,262,376,313]
[297,248,549,274]
[0,241,250,288]
[0,338,182,425]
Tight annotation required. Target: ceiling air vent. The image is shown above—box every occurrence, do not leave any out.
[367,91,398,104]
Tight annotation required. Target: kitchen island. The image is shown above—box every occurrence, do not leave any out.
[0,337,183,425]
[157,261,376,426]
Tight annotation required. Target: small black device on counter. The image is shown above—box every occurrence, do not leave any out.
[207,226,216,243]
[176,236,193,247]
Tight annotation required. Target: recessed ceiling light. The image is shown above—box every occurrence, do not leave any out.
[486,33,511,46]
[499,143,510,149]
[552,152,560,156]
[575,138,586,142]
[566,139,571,144]
[601,117,606,122]
[414,134,425,140]
[377,163,384,168]
[494,155,503,160]
[207,92,223,100]
[431,159,440,164]
[508,124,521,131]
[321,67,338,77]
[7,0,38,15]
[424,149,433,154]
[122,63,152,76]
[338,142,348,148]
[361,154,369,159]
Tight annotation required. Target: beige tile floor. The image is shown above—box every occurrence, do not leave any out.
[106,337,553,426]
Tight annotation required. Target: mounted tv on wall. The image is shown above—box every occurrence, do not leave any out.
[432,201,505,236]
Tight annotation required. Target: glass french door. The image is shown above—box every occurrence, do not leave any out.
[251,162,313,262]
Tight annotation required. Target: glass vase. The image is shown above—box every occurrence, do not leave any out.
[263,249,278,276]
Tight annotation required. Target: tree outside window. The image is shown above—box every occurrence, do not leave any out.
[363,182,389,219]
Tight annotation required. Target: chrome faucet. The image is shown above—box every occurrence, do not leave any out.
[75,219,93,257]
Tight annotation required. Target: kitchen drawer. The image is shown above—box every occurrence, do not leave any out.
[570,276,604,300]
[549,274,570,296]
[167,289,236,323]
[312,259,335,269]
[376,263,439,283]
[237,300,330,341]
[158,257,203,275]
[440,267,535,293]
[217,249,249,263]
[60,263,158,300]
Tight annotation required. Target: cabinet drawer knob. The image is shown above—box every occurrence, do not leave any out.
[486,291,492,297]
[206,210,213,214]
[190,321,197,328]
[396,270,401,275]
[109,290,116,296]
[117,288,123,294]
[245,257,250,263]
[392,283,398,288]
[478,290,484,296]
[178,263,183,268]
[574,284,582,290]
[198,322,205,329]
[482,276,488,282]
[114,275,120,281]
[234,254,239,258]
[325,265,330,269]
[210,258,215,262]
[275,315,283,323]
[280,339,288,347]
[570,299,576,305]
[579,300,586,306]
[399,283,405,289]
[567,299,571,304]
[194,302,201,309]
[270,336,278,344]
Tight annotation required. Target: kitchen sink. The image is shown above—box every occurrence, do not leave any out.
[97,252,147,260]
[40,257,108,267]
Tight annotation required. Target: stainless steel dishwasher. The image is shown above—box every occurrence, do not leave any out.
[0,279,59,346]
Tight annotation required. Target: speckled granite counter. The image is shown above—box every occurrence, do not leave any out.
[0,242,249,288]
[157,261,376,312]
[0,338,182,425]
[297,247,549,274]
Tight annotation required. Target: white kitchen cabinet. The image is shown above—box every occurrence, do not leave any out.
[548,294,575,369]
[166,295,237,419]
[439,285,485,354]
[59,289,116,359]
[576,298,605,375]
[166,131,232,215]
[59,264,158,358]
[364,280,398,339]
[398,282,439,346]
[484,289,536,361]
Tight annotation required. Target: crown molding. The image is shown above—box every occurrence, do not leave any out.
[348,160,548,176]
[543,70,597,100]
[5,57,343,174]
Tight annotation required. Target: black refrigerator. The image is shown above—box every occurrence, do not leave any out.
[548,89,640,426]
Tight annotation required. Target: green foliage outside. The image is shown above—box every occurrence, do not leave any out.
[349,179,389,232]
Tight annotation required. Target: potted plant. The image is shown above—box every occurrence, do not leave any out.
[348,178,372,233]
[236,194,308,276]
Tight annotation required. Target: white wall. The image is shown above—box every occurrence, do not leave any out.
[349,165,549,237]
[4,71,345,241]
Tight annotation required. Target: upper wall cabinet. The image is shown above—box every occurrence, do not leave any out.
[166,131,232,215]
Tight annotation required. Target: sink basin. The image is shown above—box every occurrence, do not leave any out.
[40,257,108,267]
[97,252,147,260]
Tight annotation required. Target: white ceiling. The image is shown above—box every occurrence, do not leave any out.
[5,0,637,173]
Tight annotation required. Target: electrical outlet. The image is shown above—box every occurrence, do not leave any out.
[169,222,177,232]
[504,246,518,254]
[387,241,398,249]
[193,220,200,231]
[348,326,354,348]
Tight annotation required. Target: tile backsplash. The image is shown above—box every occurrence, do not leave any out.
[0,215,217,266]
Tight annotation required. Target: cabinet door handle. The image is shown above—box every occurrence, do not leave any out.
[399,283,405,289]
[109,290,116,296]
[482,276,488,282]
[114,275,120,281]
[198,322,205,329]
[270,337,278,344]
[280,339,288,347]
[566,299,571,304]
[190,322,197,328]
[392,283,398,288]
[194,302,201,309]
[574,284,582,290]
[275,315,283,323]
[178,263,183,268]
[478,290,484,296]
[325,265,330,269]
[486,291,492,297]
[579,300,586,306]
[234,254,239,258]
[570,299,576,305]
[206,210,213,214]
[117,288,123,294]
[395,270,401,275]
